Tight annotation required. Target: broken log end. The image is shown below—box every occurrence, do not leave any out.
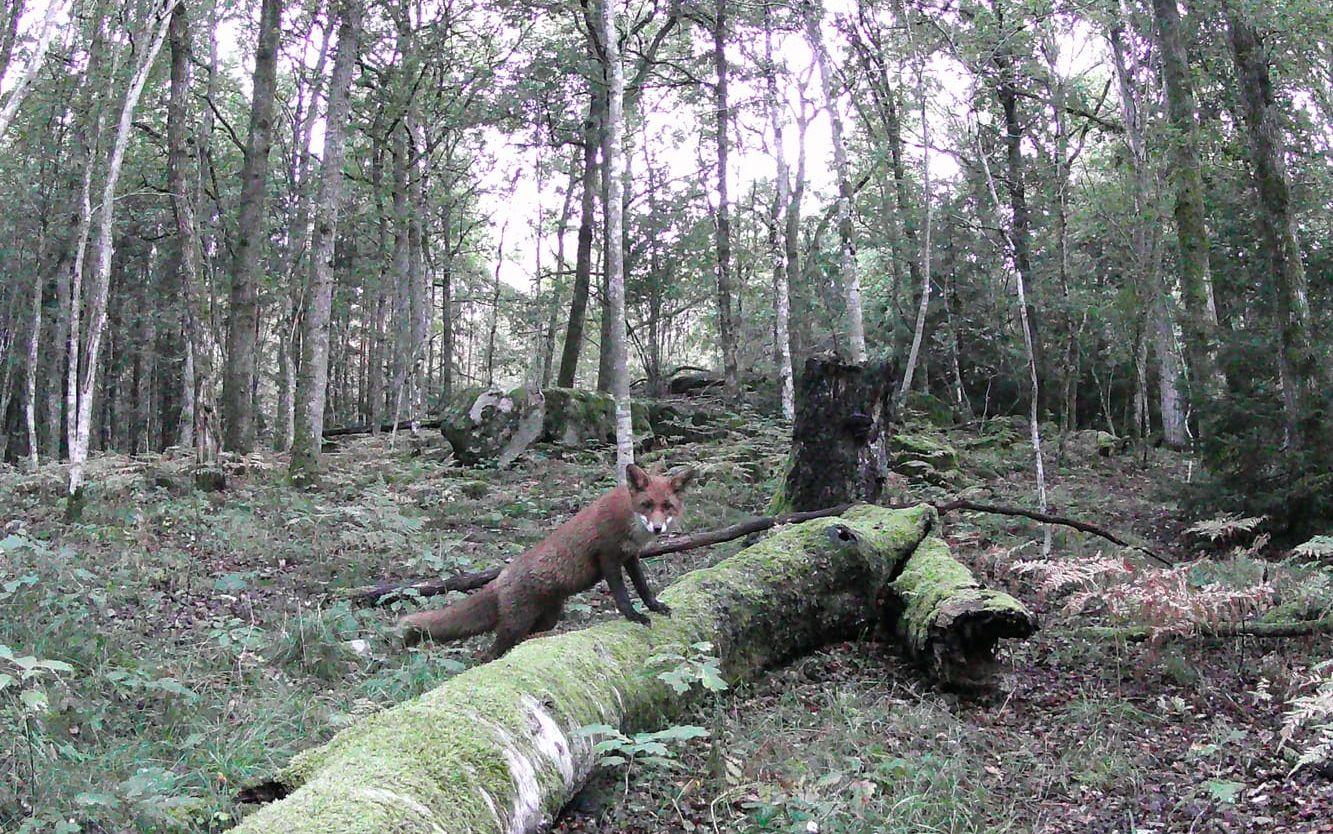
[889,537,1038,690]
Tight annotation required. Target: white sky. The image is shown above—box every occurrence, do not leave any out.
[3,0,1108,294]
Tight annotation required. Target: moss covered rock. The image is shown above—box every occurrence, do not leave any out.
[895,431,959,471]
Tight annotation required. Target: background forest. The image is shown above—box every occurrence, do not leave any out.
[2,0,1333,830]
[0,0,1329,529]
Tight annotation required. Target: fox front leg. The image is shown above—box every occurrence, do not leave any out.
[598,553,650,625]
[626,556,670,616]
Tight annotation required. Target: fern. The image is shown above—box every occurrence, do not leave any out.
[1011,556,1132,598]
[1292,536,1333,561]
[1282,660,1333,775]
[1185,514,1265,544]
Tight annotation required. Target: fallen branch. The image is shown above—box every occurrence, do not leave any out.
[344,497,1165,607]
[1075,614,1333,643]
[932,498,1173,567]
[234,506,1035,833]
[340,503,854,606]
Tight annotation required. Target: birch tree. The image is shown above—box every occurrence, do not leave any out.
[67,0,175,510]
[805,0,866,363]
[603,0,632,476]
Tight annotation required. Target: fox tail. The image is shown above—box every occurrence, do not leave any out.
[399,583,499,647]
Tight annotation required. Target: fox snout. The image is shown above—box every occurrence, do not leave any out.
[637,513,674,536]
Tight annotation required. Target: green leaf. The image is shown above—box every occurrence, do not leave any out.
[700,668,729,691]
[649,724,709,741]
[1205,779,1243,803]
[19,689,48,712]
[577,723,619,737]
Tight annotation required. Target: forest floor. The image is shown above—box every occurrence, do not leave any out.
[1,401,1331,833]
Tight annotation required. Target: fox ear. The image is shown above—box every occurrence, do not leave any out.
[625,463,651,492]
[669,467,697,493]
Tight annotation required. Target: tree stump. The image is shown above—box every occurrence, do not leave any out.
[778,351,897,512]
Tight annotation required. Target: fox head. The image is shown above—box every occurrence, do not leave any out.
[625,463,696,536]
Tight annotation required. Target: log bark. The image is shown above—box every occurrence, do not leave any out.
[778,352,896,513]
[235,505,1034,832]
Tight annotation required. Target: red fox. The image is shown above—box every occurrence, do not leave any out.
[400,463,696,659]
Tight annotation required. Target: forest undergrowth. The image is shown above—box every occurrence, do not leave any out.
[1,406,1331,833]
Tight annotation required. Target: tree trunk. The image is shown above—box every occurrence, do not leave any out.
[289,0,361,485]
[1223,0,1326,446]
[711,0,740,394]
[762,12,794,421]
[556,89,602,388]
[543,148,579,387]
[602,0,632,475]
[993,48,1041,399]
[779,352,895,513]
[68,4,174,507]
[0,0,25,83]
[786,97,811,364]
[367,138,390,431]
[166,0,205,452]
[805,0,866,363]
[895,25,933,405]
[1149,0,1225,404]
[222,0,282,453]
[1107,12,1187,448]
[0,0,68,139]
[232,505,1033,833]
[24,265,40,468]
[389,126,413,417]
[976,106,1051,555]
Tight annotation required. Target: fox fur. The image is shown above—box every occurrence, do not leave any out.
[399,463,695,659]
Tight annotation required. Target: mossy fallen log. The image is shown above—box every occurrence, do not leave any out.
[233,505,1033,834]
[889,536,1038,688]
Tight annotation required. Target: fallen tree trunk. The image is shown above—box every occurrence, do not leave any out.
[234,505,1035,833]
[890,536,1037,687]
[1075,614,1333,643]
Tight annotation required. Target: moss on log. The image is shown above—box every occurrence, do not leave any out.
[889,536,1037,689]
[233,505,1032,834]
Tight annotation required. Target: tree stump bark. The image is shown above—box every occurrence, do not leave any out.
[777,351,897,512]
[234,505,1034,834]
